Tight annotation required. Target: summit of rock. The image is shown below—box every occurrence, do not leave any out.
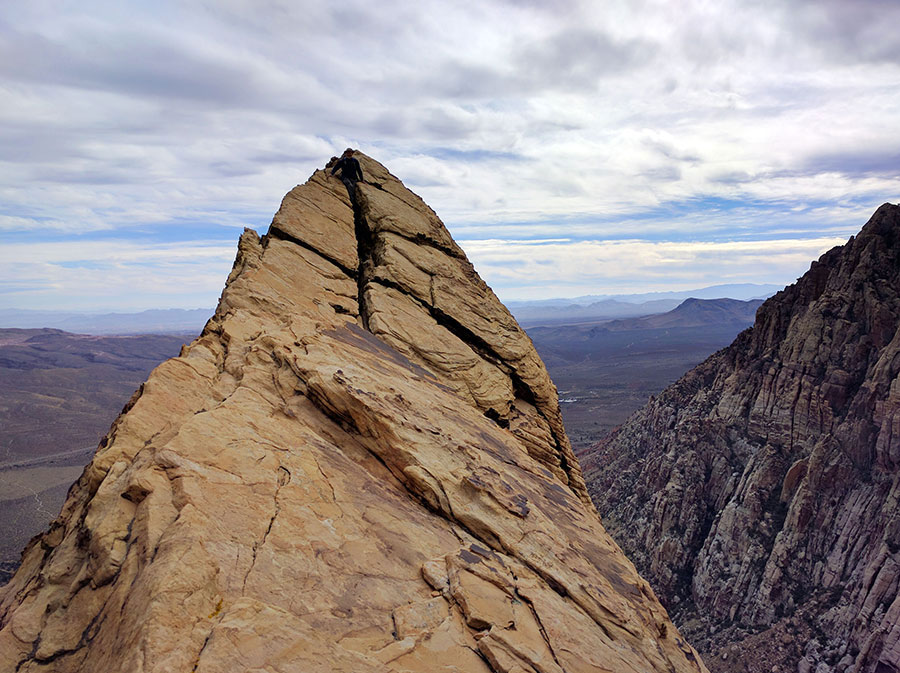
[0,152,705,673]
[583,203,900,673]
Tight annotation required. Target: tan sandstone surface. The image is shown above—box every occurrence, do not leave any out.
[0,152,705,673]
[583,204,900,673]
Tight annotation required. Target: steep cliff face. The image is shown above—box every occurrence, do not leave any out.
[0,152,704,673]
[583,204,900,673]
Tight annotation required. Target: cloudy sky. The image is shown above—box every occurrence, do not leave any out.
[2,0,899,311]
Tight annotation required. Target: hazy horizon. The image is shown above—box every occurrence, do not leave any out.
[0,281,784,316]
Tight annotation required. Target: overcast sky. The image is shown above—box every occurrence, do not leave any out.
[2,0,898,311]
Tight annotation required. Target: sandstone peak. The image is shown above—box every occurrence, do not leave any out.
[0,151,705,673]
[584,203,900,672]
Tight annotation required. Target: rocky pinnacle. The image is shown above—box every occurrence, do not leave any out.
[0,152,705,673]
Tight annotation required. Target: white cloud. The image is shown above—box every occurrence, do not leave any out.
[464,236,848,300]
[0,240,237,311]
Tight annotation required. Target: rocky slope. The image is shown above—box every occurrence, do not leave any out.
[0,152,705,673]
[583,204,900,673]
[0,329,189,584]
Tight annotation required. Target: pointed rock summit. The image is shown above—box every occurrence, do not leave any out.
[584,204,900,672]
[0,152,705,673]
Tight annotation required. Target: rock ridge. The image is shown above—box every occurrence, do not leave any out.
[0,151,704,673]
[583,203,900,673]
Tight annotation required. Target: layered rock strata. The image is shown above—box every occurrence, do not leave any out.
[0,152,704,673]
[583,204,900,673]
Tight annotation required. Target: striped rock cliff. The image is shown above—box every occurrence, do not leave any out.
[583,204,900,673]
[0,152,705,673]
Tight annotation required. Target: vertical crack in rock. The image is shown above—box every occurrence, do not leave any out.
[464,645,495,672]
[351,188,375,331]
[513,588,568,669]
[241,465,290,594]
[191,607,227,673]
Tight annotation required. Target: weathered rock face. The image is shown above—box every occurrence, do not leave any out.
[0,152,705,673]
[583,204,900,673]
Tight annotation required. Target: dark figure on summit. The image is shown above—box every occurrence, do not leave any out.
[331,150,364,198]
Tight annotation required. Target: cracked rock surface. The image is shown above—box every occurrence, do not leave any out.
[582,204,900,673]
[0,152,705,673]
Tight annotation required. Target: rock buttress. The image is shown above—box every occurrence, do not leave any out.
[0,151,705,673]
[583,203,900,673]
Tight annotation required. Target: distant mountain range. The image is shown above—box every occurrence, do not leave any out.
[0,284,780,335]
[506,283,781,308]
[0,308,214,335]
[601,297,763,331]
[507,283,780,327]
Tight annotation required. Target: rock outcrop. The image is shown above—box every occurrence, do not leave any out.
[583,204,900,673]
[0,152,705,673]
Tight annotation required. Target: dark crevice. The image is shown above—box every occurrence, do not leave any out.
[352,190,375,331]
[508,374,538,409]
[431,304,517,377]
[426,303,578,497]
[515,587,580,664]
[266,225,358,280]
[241,469,286,595]
[555,437,572,479]
[466,644,498,672]
[484,408,510,429]
[382,228,464,261]
[15,640,39,672]
[511,373,577,491]
[368,275,512,379]
[191,616,221,672]
[21,582,112,669]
